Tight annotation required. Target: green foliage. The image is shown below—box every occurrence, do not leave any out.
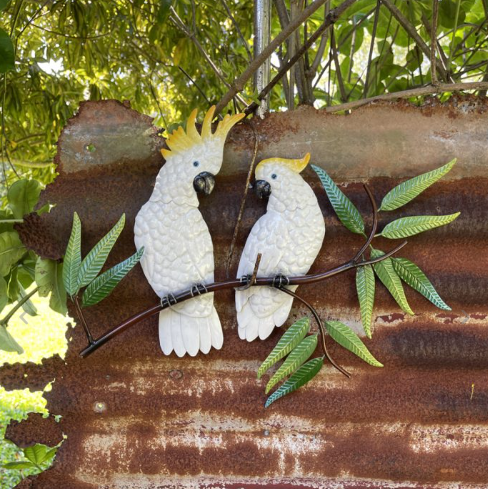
[379,160,457,211]
[62,212,81,297]
[82,247,144,307]
[311,165,365,235]
[257,316,309,379]
[7,179,41,219]
[0,231,25,276]
[380,213,460,239]
[0,27,14,73]
[392,257,451,310]
[371,248,414,315]
[356,264,375,338]
[265,334,318,394]
[325,320,383,367]
[265,357,324,408]
[35,258,67,315]
[0,324,23,353]
[2,443,58,471]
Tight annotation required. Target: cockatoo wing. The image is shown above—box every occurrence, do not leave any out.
[135,202,222,356]
[235,211,297,341]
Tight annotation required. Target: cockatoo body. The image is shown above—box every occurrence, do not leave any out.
[135,107,244,356]
[235,154,325,341]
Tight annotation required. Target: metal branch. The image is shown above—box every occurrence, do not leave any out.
[353,184,378,263]
[277,286,351,378]
[78,185,406,358]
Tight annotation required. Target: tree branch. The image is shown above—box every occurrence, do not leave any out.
[323,81,488,113]
[215,0,349,115]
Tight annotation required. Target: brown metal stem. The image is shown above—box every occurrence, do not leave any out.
[277,286,351,378]
[353,184,378,263]
[74,296,94,345]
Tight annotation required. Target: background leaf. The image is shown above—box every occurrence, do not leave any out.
[7,179,41,219]
[49,262,67,315]
[265,357,323,408]
[2,461,36,469]
[0,1,11,12]
[0,231,25,277]
[266,334,318,394]
[371,248,414,315]
[19,285,37,317]
[24,444,48,466]
[381,213,460,239]
[0,276,8,313]
[258,317,309,379]
[0,27,14,73]
[356,264,375,338]
[325,320,383,367]
[379,159,457,211]
[82,247,144,307]
[62,212,81,297]
[311,165,365,235]
[392,257,451,310]
[0,325,23,354]
[35,258,56,297]
[77,214,125,288]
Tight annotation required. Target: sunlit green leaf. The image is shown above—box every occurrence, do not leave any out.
[2,461,35,470]
[325,320,383,367]
[0,231,25,277]
[265,357,324,408]
[379,159,456,211]
[0,325,23,354]
[392,257,451,310]
[19,285,37,317]
[371,248,414,315]
[380,213,460,239]
[82,247,144,307]
[0,27,14,73]
[7,179,41,219]
[266,334,318,394]
[356,264,375,338]
[312,165,365,235]
[77,214,125,288]
[0,276,8,313]
[24,444,48,466]
[62,212,82,297]
[257,317,309,379]
[49,262,67,316]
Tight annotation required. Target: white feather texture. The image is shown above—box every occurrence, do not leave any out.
[135,108,242,356]
[235,156,325,341]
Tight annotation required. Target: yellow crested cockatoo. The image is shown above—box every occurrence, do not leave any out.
[135,107,244,357]
[235,153,325,341]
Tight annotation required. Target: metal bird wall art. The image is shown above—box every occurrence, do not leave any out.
[134,107,245,357]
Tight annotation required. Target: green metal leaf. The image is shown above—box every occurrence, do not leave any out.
[325,320,383,367]
[7,179,41,219]
[379,159,457,211]
[0,325,23,354]
[265,357,324,408]
[0,27,14,73]
[62,212,82,297]
[371,248,414,315]
[266,334,318,394]
[392,257,451,311]
[77,214,125,288]
[257,317,309,379]
[311,165,365,235]
[82,247,144,307]
[0,231,26,277]
[2,461,36,470]
[356,264,375,338]
[380,213,460,239]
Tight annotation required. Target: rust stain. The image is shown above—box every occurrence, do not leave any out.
[3,99,488,488]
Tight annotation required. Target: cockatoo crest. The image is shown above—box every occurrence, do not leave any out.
[256,152,310,174]
[161,106,244,162]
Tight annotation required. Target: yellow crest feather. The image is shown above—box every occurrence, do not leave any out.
[256,153,311,174]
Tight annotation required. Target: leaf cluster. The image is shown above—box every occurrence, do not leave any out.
[2,442,58,472]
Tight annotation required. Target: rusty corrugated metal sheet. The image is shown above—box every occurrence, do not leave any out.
[3,98,488,488]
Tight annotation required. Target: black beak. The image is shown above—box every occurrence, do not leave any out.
[254,180,271,199]
[193,171,216,195]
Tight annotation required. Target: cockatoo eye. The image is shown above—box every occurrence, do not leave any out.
[193,161,200,167]
[271,173,277,180]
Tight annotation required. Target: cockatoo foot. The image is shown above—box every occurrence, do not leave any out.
[272,274,290,288]
[160,293,178,308]
[190,283,208,296]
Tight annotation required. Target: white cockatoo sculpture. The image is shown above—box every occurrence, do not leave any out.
[135,106,244,357]
[235,153,326,341]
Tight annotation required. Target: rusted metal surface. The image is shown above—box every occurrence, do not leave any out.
[3,98,488,488]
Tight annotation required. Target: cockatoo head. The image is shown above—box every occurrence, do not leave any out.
[160,106,245,198]
[254,153,311,202]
